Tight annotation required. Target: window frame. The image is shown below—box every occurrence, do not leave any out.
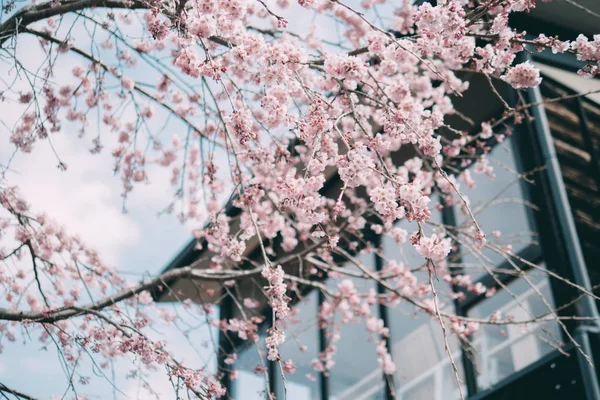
[220,72,597,400]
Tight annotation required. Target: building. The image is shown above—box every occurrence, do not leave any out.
[155,2,600,399]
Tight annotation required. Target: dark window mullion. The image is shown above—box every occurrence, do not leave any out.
[317,290,330,400]
[373,237,395,400]
[511,59,600,399]
[268,358,277,400]
[218,295,235,398]
[265,307,278,399]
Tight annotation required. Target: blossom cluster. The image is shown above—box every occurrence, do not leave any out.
[262,264,291,360]
[2,0,600,396]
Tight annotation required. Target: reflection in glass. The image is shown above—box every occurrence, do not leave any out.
[382,195,465,399]
[468,267,561,390]
[402,379,435,400]
[233,341,268,399]
[441,362,466,400]
[389,301,465,400]
[458,135,538,280]
[327,252,386,400]
[276,290,320,400]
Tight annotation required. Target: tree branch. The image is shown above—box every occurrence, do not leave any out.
[0,261,257,323]
[0,237,328,323]
[20,27,225,148]
[0,383,38,400]
[0,0,148,47]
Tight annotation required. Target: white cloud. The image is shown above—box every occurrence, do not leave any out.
[0,31,185,266]
[0,125,142,264]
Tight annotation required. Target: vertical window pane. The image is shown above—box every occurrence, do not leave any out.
[441,362,465,400]
[458,135,539,280]
[383,197,465,399]
[327,252,385,400]
[234,341,268,399]
[468,266,561,390]
[277,290,320,400]
[389,302,465,400]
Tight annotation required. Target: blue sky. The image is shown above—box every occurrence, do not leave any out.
[0,100,220,397]
[0,29,205,396]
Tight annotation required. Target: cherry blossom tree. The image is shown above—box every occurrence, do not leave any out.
[1,0,600,398]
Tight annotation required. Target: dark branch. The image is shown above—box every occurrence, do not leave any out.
[0,238,327,323]
[0,261,261,323]
[20,27,225,147]
[0,383,38,400]
[0,0,148,47]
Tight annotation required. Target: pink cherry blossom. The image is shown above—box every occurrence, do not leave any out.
[501,61,542,89]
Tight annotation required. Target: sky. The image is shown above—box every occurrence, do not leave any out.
[0,28,201,399]
[0,2,351,397]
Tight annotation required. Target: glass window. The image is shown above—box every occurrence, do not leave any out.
[383,196,465,399]
[388,302,464,400]
[326,252,386,400]
[457,135,539,280]
[467,266,561,390]
[233,341,269,399]
[276,290,321,400]
[398,364,465,400]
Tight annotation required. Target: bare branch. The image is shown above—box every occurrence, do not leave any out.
[0,0,148,47]
[0,383,37,400]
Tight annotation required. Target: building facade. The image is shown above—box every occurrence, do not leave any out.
[156,2,600,399]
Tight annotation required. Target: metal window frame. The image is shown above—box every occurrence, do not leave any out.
[221,52,600,400]
[223,98,600,400]
[509,55,600,399]
[374,235,398,400]
[437,68,600,399]
[432,118,545,398]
